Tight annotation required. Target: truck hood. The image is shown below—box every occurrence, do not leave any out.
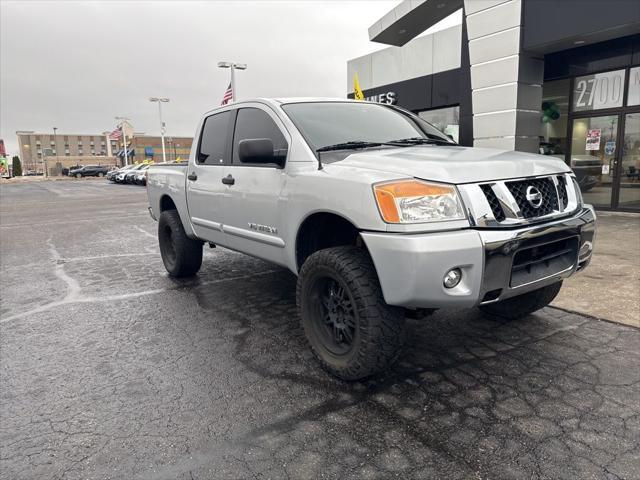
[333,145,571,184]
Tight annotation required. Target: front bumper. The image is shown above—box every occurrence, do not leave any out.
[361,206,596,309]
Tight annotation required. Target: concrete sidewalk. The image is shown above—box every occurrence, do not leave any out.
[553,211,640,328]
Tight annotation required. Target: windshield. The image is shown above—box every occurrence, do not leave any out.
[281,102,454,151]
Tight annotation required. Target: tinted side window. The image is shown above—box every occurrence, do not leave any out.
[198,111,232,165]
[232,108,287,165]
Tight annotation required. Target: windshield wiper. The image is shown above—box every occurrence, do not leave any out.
[388,136,454,146]
[316,141,385,152]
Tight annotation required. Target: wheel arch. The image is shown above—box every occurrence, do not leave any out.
[159,194,177,212]
[295,210,363,271]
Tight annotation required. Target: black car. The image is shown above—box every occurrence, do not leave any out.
[62,164,83,176]
[69,165,109,178]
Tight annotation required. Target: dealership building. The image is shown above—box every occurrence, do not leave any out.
[347,0,640,211]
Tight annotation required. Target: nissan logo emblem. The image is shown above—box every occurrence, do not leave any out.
[525,186,543,208]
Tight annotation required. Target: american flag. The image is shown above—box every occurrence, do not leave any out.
[221,83,233,105]
[109,127,122,140]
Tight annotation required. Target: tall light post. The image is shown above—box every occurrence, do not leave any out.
[50,126,60,178]
[218,61,247,102]
[115,116,130,166]
[149,97,169,163]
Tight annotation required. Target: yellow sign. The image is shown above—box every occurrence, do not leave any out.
[353,73,364,101]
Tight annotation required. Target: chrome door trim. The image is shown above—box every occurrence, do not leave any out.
[191,217,223,231]
[222,224,286,248]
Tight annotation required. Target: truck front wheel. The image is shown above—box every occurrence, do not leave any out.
[297,246,405,381]
[158,209,203,277]
[478,281,563,320]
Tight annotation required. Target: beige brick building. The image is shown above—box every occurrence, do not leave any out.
[16,131,114,173]
[17,128,194,174]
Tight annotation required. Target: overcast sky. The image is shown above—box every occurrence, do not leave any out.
[1,1,460,157]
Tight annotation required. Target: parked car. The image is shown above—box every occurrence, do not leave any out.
[115,164,144,183]
[62,164,83,176]
[124,164,147,184]
[108,164,135,182]
[69,165,109,178]
[134,165,150,185]
[146,98,596,380]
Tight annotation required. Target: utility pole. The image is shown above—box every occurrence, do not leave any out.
[217,62,247,102]
[149,98,169,162]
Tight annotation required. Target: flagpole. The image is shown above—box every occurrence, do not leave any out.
[115,116,130,166]
[218,62,247,104]
[230,64,236,103]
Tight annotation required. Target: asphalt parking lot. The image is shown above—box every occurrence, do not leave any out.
[1,181,639,480]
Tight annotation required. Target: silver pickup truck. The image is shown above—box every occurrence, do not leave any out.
[146,98,596,380]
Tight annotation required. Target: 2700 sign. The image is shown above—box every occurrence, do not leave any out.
[573,69,625,112]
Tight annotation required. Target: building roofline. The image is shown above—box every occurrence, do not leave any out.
[368,0,462,46]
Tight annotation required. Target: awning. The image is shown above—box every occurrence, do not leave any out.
[116,148,135,158]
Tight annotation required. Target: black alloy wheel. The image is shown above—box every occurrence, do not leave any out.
[297,246,405,380]
[309,274,358,356]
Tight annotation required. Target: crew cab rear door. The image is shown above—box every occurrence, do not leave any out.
[186,109,234,245]
[220,105,289,265]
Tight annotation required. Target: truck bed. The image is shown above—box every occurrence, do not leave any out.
[146,162,194,236]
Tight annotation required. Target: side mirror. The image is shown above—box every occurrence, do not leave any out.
[238,138,285,166]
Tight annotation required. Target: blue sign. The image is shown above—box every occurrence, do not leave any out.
[604,141,615,155]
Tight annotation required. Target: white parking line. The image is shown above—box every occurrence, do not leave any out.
[134,225,156,239]
[0,266,280,326]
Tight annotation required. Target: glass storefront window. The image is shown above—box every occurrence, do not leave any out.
[418,106,459,143]
[570,115,618,208]
[540,79,570,160]
[620,113,640,210]
[627,66,640,106]
[572,69,626,112]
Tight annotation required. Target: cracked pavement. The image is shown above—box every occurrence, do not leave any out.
[1,181,639,479]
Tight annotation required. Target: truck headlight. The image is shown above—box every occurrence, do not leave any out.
[373,179,465,223]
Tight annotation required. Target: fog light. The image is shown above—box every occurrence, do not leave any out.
[443,268,462,288]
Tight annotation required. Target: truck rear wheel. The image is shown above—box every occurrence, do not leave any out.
[297,246,405,381]
[478,281,563,320]
[158,209,203,277]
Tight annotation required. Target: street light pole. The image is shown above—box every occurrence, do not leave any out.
[50,126,60,178]
[115,116,130,166]
[217,61,247,102]
[149,97,169,163]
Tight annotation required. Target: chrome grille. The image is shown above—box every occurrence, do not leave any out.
[479,184,506,222]
[458,173,579,228]
[557,175,569,209]
[505,177,558,218]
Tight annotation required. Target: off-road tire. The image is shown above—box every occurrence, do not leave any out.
[158,209,203,277]
[297,246,405,380]
[478,281,563,320]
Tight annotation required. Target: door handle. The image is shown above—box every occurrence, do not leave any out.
[187,172,198,181]
[222,174,235,185]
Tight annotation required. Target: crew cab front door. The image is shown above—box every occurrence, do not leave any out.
[186,110,234,245]
[220,106,290,265]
